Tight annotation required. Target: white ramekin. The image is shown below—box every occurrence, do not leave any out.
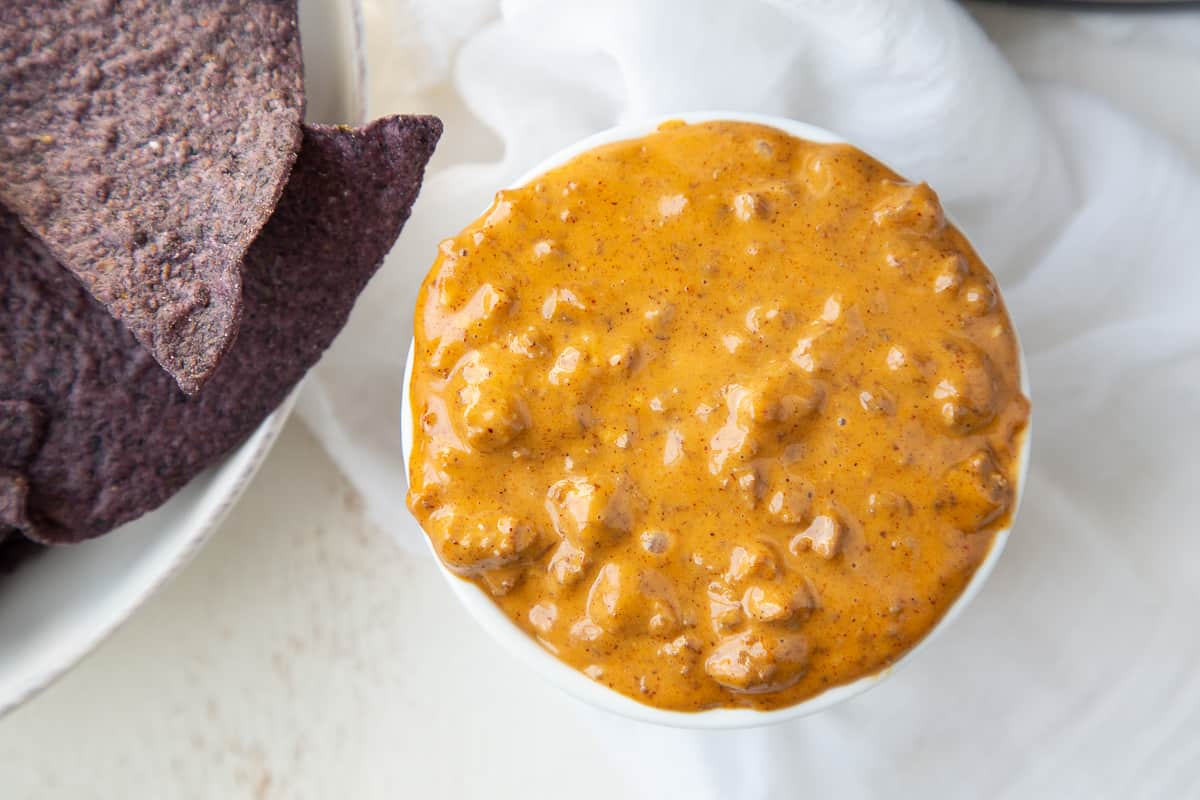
[401,111,1032,729]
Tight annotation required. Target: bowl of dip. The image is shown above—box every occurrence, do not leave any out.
[402,111,1031,728]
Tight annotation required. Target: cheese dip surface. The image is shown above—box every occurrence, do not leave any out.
[407,121,1030,712]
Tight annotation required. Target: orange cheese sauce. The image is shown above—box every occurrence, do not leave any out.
[407,121,1030,712]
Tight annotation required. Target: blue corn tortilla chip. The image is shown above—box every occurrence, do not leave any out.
[0,472,32,536]
[0,0,305,394]
[0,115,442,543]
[0,402,45,468]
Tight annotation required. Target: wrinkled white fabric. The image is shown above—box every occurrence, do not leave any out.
[300,1,1200,796]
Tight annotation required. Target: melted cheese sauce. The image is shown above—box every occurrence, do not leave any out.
[407,121,1029,711]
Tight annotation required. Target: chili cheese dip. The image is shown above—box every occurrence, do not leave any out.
[407,120,1030,712]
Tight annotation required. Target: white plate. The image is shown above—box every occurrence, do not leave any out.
[0,0,364,720]
[402,111,1032,729]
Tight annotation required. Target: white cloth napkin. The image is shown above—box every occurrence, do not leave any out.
[298,1,1200,796]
